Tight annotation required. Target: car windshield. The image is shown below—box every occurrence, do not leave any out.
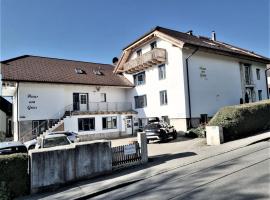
[43,137,70,148]
[144,124,161,130]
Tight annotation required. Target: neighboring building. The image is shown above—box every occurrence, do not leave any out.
[114,26,270,131]
[0,96,12,137]
[1,56,135,141]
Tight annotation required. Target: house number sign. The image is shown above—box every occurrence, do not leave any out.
[27,94,38,110]
[124,144,136,155]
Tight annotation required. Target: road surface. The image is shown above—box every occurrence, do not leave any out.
[90,140,270,200]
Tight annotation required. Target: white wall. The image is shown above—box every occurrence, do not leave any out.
[125,38,187,119]
[64,114,126,134]
[0,109,6,133]
[184,50,268,117]
[18,82,129,121]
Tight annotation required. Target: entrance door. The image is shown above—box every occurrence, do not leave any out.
[125,117,133,135]
[79,94,88,111]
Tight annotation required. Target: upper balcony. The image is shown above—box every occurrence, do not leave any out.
[123,48,166,74]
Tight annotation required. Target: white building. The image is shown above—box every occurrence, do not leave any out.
[1,56,135,141]
[114,26,270,131]
[1,26,270,141]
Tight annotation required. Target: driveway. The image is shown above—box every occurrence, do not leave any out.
[111,135,208,157]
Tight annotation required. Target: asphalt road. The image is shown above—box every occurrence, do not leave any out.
[90,140,270,200]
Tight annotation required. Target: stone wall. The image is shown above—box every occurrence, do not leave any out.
[29,140,112,194]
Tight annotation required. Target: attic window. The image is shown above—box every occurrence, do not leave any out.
[93,68,104,76]
[75,68,86,74]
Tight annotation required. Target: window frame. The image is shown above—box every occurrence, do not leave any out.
[78,118,95,131]
[256,69,260,80]
[134,95,147,109]
[100,93,107,102]
[150,41,157,50]
[258,90,262,101]
[133,72,146,86]
[158,64,166,80]
[160,90,168,105]
[136,49,142,57]
[102,116,117,130]
[244,65,252,85]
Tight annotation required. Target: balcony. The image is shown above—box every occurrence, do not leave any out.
[123,48,166,74]
[65,102,135,116]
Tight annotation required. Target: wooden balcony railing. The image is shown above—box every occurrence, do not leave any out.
[123,48,166,73]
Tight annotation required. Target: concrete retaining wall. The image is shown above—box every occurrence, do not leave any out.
[78,131,128,142]
[29,140,112,194]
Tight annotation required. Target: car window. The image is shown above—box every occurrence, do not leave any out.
[0,146,27,155]
[144,124,161,129]
[43,137,70,148]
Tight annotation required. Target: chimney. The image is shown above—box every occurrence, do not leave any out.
[112,57,119,65]
[211,31,216,41]
[186,30,193,35]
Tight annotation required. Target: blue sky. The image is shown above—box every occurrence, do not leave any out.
[0,0,269,63]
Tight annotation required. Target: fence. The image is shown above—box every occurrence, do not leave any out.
[112,142,141,168]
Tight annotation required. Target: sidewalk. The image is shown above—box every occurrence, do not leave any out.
[19,131,270,200]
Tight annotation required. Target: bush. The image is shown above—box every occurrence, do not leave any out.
[186,125,206,138]
[208,100,270,141]
[0,154,29,199]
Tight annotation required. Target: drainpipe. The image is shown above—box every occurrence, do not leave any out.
[16,81,19,141]
[265,67,270,99]
[185,47,199,129]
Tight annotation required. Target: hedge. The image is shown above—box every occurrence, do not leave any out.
[0,153,29,199]
[208,100,270,141]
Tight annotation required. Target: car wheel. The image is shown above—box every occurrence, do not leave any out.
[147,139,150,144]
[173,131,177,139]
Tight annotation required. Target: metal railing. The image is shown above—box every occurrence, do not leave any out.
[67,102,133,113]
[123,48,166,72]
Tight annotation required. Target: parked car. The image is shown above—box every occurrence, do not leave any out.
[35,134,72,149]
[48,131,78,143]
[144,122,177,143]
[0,141,28,155]
[24,139,37,150]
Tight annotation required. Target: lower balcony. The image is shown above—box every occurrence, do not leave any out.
[65,102,135,116]
[123,48,166,74]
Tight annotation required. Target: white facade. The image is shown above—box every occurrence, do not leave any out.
[122,37,269,131]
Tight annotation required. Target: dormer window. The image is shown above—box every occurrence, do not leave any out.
[150,41,157,50]
[136,49,142,57]
[75,68,86,74]
[93,68,104,76]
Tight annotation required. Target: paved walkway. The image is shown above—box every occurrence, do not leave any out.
[19,131,270,200]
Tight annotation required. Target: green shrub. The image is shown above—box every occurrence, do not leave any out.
[186,125,206,138]
[0,154,29,199]
[208,100,270,141]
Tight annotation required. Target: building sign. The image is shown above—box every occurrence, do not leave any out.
[27,94,38,110]
[199,66,207,80]
[124,144,136,155]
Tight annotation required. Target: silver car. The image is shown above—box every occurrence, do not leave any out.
[35,134,72,149]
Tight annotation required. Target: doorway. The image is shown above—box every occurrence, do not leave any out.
[125,116,133,135]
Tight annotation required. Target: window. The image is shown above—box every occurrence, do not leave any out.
[75,68,86,74]
[160,90,168,105]
[80,94,87,104]
[101,93,106,102]
[134,95,147,108]
[161,116,170,124]
[258,90,262,101]
[102,116,117,129]
[78,118,95,131]
[158,64,166,80]
[150,41,157,50]
[136,49,142,57]
[244,65,252,85]
[133,72,145,86]
[256,69,260,80]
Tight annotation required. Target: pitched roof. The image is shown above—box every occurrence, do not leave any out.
[124,26,270,64]
[1,55,133,87]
